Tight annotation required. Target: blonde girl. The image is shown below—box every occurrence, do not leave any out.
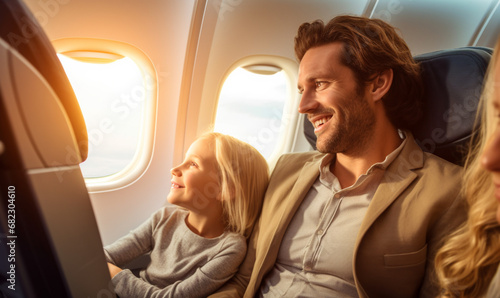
[435,41,500,297]
[105,132,269,297]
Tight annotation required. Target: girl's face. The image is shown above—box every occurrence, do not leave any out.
[168,138,220,212]
[481,59,500,224]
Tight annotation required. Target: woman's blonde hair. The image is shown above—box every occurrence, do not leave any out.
[435,42,500,297]
[200,132,269,239]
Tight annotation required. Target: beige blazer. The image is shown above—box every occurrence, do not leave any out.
[211,134,465,298]
[485,264,500,297]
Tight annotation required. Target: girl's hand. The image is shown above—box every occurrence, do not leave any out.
[107,262,122,278]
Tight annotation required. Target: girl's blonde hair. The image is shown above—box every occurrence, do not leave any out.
[435,42,500,297]
[200,132,269,239]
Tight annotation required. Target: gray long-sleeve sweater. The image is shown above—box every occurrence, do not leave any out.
[104,207,246,298]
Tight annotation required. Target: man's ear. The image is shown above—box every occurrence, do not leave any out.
[370,69,393,102]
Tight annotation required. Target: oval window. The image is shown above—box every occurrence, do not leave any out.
[214,66,288,159]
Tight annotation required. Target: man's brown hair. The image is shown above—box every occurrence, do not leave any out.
[295,15,423,130]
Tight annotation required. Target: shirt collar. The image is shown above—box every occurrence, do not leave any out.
[318,131,407,189]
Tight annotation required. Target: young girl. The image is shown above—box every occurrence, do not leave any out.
[104,132,269,297]
[434,41,500,297]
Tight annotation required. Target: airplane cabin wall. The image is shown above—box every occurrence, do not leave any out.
[369,0,500,54]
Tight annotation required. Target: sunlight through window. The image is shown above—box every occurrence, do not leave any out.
[58,54,145,178]
[214,67,287,159]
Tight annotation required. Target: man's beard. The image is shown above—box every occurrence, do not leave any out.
[315,95,376,156]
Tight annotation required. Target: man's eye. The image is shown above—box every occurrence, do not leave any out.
[315,81,326,88]
[190,162,198,167]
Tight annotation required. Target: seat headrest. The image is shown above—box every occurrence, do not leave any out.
[303,47,492,166]
[412,47,492,165]
[0,0,88,161]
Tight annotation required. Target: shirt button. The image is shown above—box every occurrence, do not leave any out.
[304,265,312,271]
[316,229,323,235]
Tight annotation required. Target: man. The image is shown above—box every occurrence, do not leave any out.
[211,15,465,297]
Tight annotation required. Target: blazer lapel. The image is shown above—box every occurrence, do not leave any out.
[355,133,424,247]
[257,157,321,279]
[272,159,320,243]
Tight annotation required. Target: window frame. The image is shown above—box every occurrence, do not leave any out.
[53,38,157,192]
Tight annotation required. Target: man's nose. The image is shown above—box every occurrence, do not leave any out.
[298,89,319,114]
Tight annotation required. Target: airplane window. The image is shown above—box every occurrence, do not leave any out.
[58,54,146,178]
[214,66,287,159]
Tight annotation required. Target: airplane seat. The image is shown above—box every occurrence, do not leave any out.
[303,47,493,166]
[0,0,113,297]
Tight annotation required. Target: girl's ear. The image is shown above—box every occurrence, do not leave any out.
[370,68,393,103]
